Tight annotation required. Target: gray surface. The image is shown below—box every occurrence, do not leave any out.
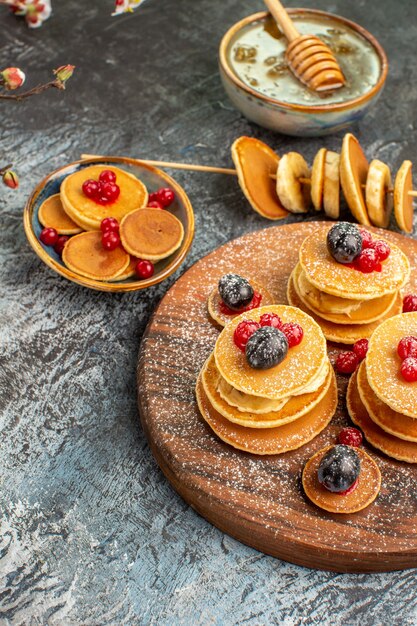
[1,0,417,624]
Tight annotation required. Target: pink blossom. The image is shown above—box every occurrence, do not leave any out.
[53,64,75,86]
[1,67,26,90]
[112,0,146,16]
[7,0,52,28]
[3,170,19,190]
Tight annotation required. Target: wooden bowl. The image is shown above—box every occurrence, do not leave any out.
[219,9,388,136]
[23,157,195,292]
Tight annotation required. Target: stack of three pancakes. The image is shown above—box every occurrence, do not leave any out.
[196,305,338,455]
[288,225,410,344]
[347,313,417,464]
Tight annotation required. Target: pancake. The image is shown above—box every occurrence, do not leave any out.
[120,207,184,261]
[231,136,287,220]
[60,165,148,230]
[214,305,327,400]
[299,225,410,300]
[294,263,398,325]
[207,280,275,327]
[366,312,417,418]
[322,151,340,220]
[347,370,417,463]
[365,160,393,229]
[62,231,130,281]
[196,369,337,455]
[201,353,333,428]
[108,256,138,282]
[311,148,326,211]
[340,133,371,226]
[287,271,403,344]
[38,193,82,235]
[394,160,414,234]
[357,361,417,442]
[302,445,381,513]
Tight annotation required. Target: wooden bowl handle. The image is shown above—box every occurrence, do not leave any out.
[263,0,300,42]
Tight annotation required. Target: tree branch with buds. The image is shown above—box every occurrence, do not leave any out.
[0,65,75,101]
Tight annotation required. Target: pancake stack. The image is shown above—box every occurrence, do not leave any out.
[287,224,410,343]
[196,305,338,455]
[347,313,417,463]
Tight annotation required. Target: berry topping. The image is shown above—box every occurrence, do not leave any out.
[353,338,369,362]
[338,427,363,448]
[355,248,379,273]
[370,239,390,262]
[259,312,283,329]
[148,192,159,203]
[218,274,254,311]
[100,217,119,233]
[233,320,260,351]
[40,227,59,246]
[245,327,288,370]
[82,179,100,199]
[338,477,359,496]
[102,230,120,251]
[359,229,373,249]
[54,235,69,256]
[148,200,164,209]
[403,294,417,313]
[100,182,120,204]
[317,445,361,493]
[135,259,154,280]
[398,336,417,360]
[327,222,362,264]
[335,351,359,374]
[219,292,262,316]
[157,187,175,208]
[99,169,117,184]
[401,357,417,382]
[281,322,304,348]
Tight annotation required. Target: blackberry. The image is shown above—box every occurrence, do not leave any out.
[218,274,254,311]
[245,326,288,370]
[318,445,360,493]
[327,222,362,264]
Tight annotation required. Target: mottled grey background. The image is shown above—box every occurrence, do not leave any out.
[1,0,417,624]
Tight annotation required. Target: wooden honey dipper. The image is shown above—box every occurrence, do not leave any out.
[263,0,345,92]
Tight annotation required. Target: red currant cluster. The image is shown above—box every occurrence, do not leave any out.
[39,227,69,256]
[348,230,391,273]
[148,187,175,209]
[82,170,120,205]
[233,313,304,352]
[335,338,369,374]
[403,294,417,313]
[398,336,417,382]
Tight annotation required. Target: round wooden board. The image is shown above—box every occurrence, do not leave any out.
[137,222,417,573]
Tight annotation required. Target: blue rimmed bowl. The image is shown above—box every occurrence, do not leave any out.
[23,157,195,292]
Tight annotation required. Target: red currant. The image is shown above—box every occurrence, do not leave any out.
[100,182,120,203]
[54,235,69,256]
[259,313,282,329]
[338,427,363,447]
[353,338,369,361]
[102,230,120,251]
[148,200,164,209]
[369,239,390,262]
[40,227,59,246]
[356,248,379,273]
[157,187,175,208]
[401,357,417,382]
[398,336,417,360]
[281,322,304,347]
[335,351,359,374]
[82,179,100,199]
[233,320,260,351]
[99,169,117,184]
[403,294,417,313]
[100,217,119,233]
[148,192,159,203]
[135,259,154,279]
[359,229,373,249]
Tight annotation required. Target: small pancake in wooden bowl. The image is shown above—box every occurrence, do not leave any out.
[24,157,194,293]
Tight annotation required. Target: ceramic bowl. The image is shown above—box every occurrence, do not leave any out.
[24,157,195,292]
[219,9,388,136]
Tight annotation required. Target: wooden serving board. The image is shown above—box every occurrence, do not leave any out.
[137,222,417,573]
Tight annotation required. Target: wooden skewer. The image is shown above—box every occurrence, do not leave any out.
[80,154,417,198]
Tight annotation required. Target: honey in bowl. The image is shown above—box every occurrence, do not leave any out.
[229,15,381,105]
